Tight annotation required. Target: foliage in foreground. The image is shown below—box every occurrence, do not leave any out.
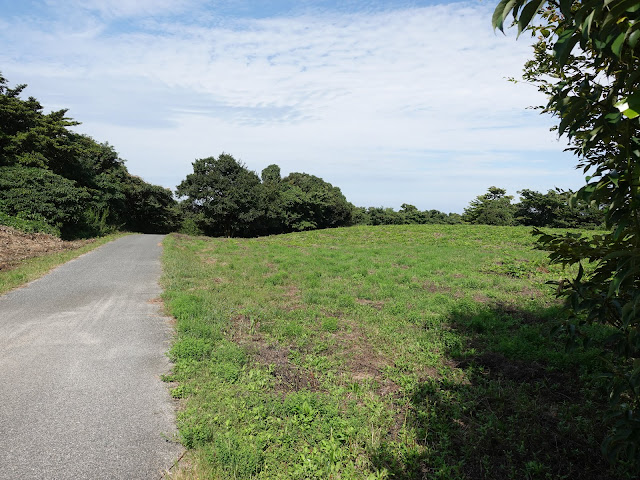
[494,0,640,465]
[162,225,634,479]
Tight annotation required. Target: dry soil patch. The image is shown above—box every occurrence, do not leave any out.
[0,226,93,271]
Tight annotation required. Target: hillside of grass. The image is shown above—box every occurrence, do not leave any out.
[161,224,628,479]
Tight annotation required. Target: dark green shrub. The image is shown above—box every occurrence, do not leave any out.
[0,211,60,236]
[0,166,88,236]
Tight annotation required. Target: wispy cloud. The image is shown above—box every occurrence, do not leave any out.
[43,0,201,19]
[0,1,582,211]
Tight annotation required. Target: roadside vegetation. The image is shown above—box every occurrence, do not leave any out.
[0,228,125,295]
[0,74,178,239]
[162,224,633,479]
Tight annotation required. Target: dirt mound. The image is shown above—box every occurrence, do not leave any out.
[0,225,93,271]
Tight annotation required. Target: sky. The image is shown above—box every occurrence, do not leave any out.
[0,0,586,213]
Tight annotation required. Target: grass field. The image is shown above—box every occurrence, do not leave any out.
[161,224,629,479]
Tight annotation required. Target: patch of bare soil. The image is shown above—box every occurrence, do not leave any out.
[228,310,407,399]
[422,280,452,294]
[355,298,385,310]
[282,286,304,311]
[229,314,321,393]
[330,318,404,398]
[0,226,93,271]
[472,293,491,303]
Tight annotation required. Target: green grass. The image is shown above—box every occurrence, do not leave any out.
[162,225,629,479]
[0,233,126,295]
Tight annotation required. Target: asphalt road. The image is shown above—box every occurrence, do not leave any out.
[0,234,183,479]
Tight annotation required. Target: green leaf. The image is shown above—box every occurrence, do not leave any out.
[576,263,584,282]
[608,171,620,186]
[559,0,573,17]
[554,29,580,65]
[611,32,626,57]
[605,112,623,123]
[517,0,545,37]
[582,10,596,38]
[493,0,518,32]
[615,91,640,119]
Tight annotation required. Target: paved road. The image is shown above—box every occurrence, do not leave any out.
[0,234,183,479]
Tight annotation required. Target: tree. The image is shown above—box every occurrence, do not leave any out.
[261,164,281,184]
[176,153,263,237]
[517,189,570,227]
[516,188,605,228]
[175,157,356,237]
[0,74,84,178]
[122,176,179,234]
[494,0,640,466]
[462,186,516,225]
[400,203,427,224]
[1,73,179,237]
[365,207,402,225]
[259,164,289,234]
[280,172,353,231]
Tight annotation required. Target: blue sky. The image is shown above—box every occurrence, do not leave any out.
[0,0,585,212]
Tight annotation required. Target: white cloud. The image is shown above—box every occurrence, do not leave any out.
[43,0,201,19]
[0,1,583,212]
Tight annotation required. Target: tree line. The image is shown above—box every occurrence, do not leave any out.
[462,186,605,228]
[176,153,468,237]
[0,72,606,242]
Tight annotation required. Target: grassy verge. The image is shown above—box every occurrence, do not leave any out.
[162,225,629,479]
[0,232,126,295]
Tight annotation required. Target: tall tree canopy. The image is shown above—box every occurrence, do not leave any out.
[462,186,516,226]
[493,0,640,466]
[176,155,355,237]
[0,74,177,237]
[280,172,353,232]
[176,154,263,237]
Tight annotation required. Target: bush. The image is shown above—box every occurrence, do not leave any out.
[70,208,117,239]
[0,211,60,236]
[0,166,88,236]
